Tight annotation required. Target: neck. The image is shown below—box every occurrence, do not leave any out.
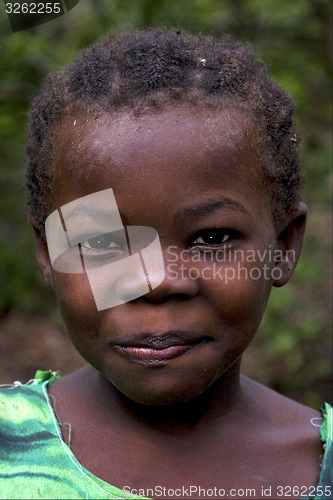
[88,360,245,433]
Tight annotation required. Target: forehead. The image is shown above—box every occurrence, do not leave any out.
[50,106,267,214]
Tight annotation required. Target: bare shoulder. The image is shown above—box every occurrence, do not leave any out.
[241,375,322,424]
[49,366,91,401]
[241,375,323,486]
[48,366,94,441]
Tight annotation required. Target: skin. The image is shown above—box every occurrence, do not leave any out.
[33,106,321,499]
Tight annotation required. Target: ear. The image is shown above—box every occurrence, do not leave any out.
[29,217,54,289]
[273,202,307,287]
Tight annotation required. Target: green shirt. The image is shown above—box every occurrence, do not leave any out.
[0,370,332,499]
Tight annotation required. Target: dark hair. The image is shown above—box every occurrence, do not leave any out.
[26,28,302,236]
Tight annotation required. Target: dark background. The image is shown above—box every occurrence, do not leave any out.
[0,0,332,407]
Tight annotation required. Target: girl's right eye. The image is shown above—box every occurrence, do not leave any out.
[81,233,122,251]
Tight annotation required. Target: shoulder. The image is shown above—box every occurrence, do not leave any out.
[240,376,323,456]
[47,366,96,438]
[47,365,92,405]
[241,375,322,422]
[240,377,329,491]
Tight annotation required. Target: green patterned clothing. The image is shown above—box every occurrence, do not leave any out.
[0,371,332,499]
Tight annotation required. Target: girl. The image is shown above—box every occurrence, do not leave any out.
[1,29,331,499]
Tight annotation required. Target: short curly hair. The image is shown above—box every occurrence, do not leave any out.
[26,28,302,237]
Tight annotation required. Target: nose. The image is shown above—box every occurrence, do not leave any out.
[87,252,150,310]
[90,235,199,309]
[143,272,199,304]
[116,257,199,304]
[116,228,199,304]
[115,253,151,303]
[142,247,199,304]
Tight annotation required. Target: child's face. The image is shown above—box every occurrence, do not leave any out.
[40,106,301,405]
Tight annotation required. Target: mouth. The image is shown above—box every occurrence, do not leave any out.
[113,332,209,365]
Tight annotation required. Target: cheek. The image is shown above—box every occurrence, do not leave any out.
[199,260,272,332]
[201,269,271,376]
[52,271,99,336]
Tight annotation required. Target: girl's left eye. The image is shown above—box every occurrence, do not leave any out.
[190,229,233,246]
[81,233,121,250]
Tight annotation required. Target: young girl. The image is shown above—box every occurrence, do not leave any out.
[0,29,331,500]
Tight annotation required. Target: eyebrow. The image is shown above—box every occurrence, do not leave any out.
[174,196,248,221]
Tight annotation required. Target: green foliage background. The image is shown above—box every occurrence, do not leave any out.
[0,0,331,406]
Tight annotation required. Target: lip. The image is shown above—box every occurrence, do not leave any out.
[113,332,209,365]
